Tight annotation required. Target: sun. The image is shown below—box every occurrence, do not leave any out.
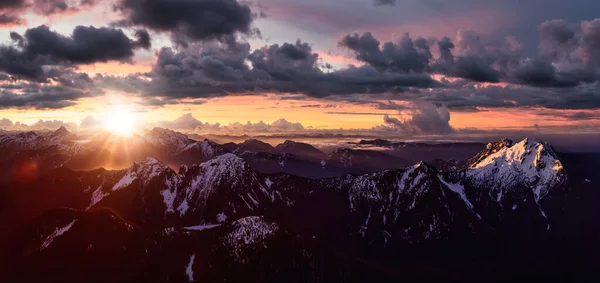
[105,106,136,136]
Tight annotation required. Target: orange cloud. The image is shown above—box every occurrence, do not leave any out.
[79,61,153,75]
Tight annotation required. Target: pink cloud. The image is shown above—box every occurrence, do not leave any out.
[264,0,514,40]
[318,51,363,67]
[359,9,515,41]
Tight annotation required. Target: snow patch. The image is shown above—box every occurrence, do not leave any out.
[217,213,228,223]
[40,220,77,251]
[264,177,273,188]
[112,172,136,191]
[161,188,177,214]
[185,254,195,281]
[184,224,221,231]
[224,217,279,263]
[439,175,481,219]
[177,199,189,215]
[87,186,108,209]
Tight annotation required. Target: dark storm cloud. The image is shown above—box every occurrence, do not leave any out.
[140,37,439,100]
[133,29,151,49]
[0,14,23,26]
[437,37,454,62]
[0,0,26,27]
[0,25,150,82]
[114,0,254,45]
[0,24,144,109]
[340,31,507,83]
[422,82,600,110]
[0,84,98,109]
[450,55,500,82]
[32,0,71,15]
[373,0,396,6]
[21,25,150,64]
[0,0,25,9]
[339,21,600,92]
[0,46,47,80]
[430,29,521,83]
[0,0,98,17]
[9,31,23,46]
[536,110,600,121]
[339,32,432,73]
[508,58,581,87]
[542,19,600,64]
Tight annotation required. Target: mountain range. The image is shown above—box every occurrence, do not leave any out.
[0,127,598,282]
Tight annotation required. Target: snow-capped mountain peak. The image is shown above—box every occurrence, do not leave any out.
[87,157,173,209]
[179,139,224,157]
[466,137,566,203]
[199,153,248,177]
[144,127,191,153]
[467,138,513,167]
[53,126,70,136]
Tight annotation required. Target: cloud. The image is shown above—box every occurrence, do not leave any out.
[30,119,76,129]
[138,37,439,101]
[373,103,454,134]
[80,116,102,128]
[0,84,98,109]
[535,110,600,121]
[218,118,305,133]
[0,25,150,82]
[1,14,598,114]
[338,20,600,91]
[114,0,255,46]
[156,113,304,133]
[0,0,98,24]
[157,113,208,130]
[373,0,396,6]
[0,24,148,109]
[0,117,13,127]
[0,0,26,9]
[0,13,24,26]
[32,0,72,15]
[20,25,150,64]
[508,58,580,87]
[339,32,432,73]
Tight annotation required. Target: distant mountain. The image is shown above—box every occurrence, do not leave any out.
[358,139,485,163]
[323,148,413,174]
[143,127,195,155]
[274,140,325,158]
[172,139,228,165]
[429,158,465,171]
[232,138,273,153]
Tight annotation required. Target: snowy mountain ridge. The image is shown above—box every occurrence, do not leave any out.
[466,138,566,203]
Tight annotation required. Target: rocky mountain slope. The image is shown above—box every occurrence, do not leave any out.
[1,136,598,282]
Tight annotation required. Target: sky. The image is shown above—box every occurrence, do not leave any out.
[0,0,599,141]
